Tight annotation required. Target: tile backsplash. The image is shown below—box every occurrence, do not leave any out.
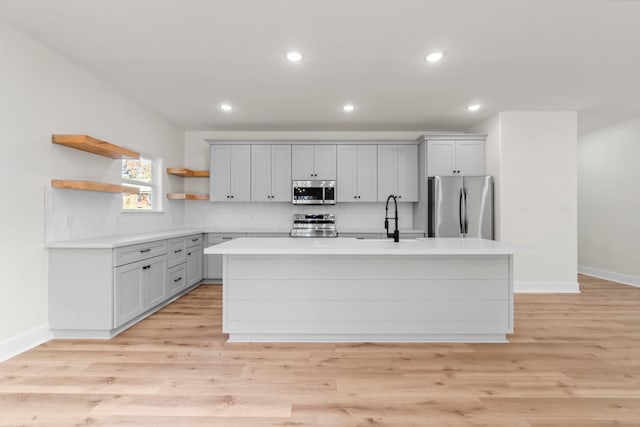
[45,188,184,242]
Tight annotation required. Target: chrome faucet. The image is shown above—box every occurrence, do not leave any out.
[385,195,399,242]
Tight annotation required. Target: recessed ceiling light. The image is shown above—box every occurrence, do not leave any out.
[220,103,233,112]
[467,104,481,112]
[343,104,355,113]
[425,51,444,63]
[286,51,303,62]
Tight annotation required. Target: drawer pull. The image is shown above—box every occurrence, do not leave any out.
[140,248,151,253]
[174,249,182,253]
[187,252,192,256]
[222,237,232,240]
[174,277,182,282]
[142,265,151,270]
[192,238,199,242]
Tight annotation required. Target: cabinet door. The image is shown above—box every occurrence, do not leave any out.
[337,145,357,202]
[397,145,418,202]
[455,140,485,176]
[167,264,186,296]
[377,145,397,201]
[143,255,167,309]
[205,238,224,280]
[314,145,337,180]
[357,145,378,202]
[114,262,144,327]
[205,235,242,280]
[271,144,292,201]
[291,145,314,179]
[251,145,271,202]
[230,145,251,201]
[186,245,203,286]
[210,145,231,201]
[427,141,456,176]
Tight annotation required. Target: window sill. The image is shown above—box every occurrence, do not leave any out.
[120,210,165,214]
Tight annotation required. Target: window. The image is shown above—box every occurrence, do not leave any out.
[121,157,161,211]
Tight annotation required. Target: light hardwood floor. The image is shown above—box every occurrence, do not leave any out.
[1,274,639,426]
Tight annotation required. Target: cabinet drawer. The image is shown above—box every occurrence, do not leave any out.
[114,240,167,266]
[186,234,203,248]
[167,237,187,268]
[168,264,186,296]
[207,233,245,244]
[339,233,382,239]
[400,233,425,239]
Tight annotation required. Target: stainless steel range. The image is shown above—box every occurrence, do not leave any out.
[289,213,338,238]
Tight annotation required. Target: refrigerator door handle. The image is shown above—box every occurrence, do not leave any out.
[459,188,464,235]
[463,187,469,235]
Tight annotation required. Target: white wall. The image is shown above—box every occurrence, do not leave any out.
[578,117,640,286]
[471,112,578,292]
[0,20,184,354]
[470,114,502,240]
[183,131,432,231]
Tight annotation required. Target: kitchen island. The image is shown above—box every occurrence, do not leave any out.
[204,237,518,343]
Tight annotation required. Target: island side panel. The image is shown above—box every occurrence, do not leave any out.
[223,254,512,342]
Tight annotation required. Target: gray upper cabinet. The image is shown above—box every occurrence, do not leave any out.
[210,144,251,201]
[427,140,485,176]
[377,144,418,202]
[337,145,377,202]
[292,144,336,180]
[251,144,291,202]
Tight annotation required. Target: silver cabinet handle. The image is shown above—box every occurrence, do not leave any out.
[140,248,151,253]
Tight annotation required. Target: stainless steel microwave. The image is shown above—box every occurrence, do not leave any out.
[292,180,336,205]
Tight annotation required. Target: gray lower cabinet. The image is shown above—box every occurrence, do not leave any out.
[49,233,202,339]
[114,254,167,328]
[167,263,187,295]
[186,244,203,286]
[339,232,426,239]
[339,233,383,239]
[205,233,246,279]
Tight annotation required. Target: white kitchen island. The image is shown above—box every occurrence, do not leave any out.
[204,237,518,343]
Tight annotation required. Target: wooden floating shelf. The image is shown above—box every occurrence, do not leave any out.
[52,180,139,194]
[52,134,140,159]
[166,193,210,201]
[166,168,209,177]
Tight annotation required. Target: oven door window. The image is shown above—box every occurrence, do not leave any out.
[294,187,324,203]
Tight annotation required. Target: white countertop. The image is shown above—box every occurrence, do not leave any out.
[204,237,520,256]
[45,227,426,248]
[46,229,204,249]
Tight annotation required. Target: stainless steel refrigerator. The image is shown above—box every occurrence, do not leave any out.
[428,176,493,239]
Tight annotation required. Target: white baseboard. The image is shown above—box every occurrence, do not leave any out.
[514,281,580,293]
[578,265,640,288]
[0,324,52,363]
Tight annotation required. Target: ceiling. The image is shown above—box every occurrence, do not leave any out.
[1,0,639,133]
